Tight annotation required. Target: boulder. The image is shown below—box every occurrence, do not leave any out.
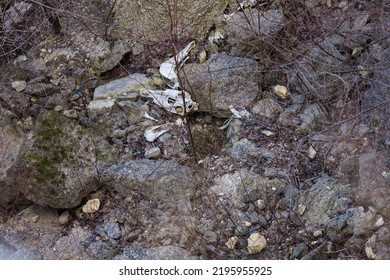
[183,54,259,117]
[7,111,118,208]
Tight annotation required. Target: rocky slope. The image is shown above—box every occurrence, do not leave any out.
[0,0,389,260]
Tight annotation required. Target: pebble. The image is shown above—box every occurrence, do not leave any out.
[274,85,290,99]
[63,109,79,119]
[82,198,100,214]
[247,233,267,254]
[59,211,71,224]
[298,204,306,215]
[255,199,266,210]
[11,80,27,92]
[375,217,384,227]
[226,236,239,250]
[309,146,317,159]
[145,147,161,159]
[313,230,322,237]
[365,246,376,260]
[54,105,63,112]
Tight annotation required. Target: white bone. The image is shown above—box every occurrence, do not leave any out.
[159,41,195,88]
[143,112,158,122]
[141,88,198,116]
[144,125,171,142]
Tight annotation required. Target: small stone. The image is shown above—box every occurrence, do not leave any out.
[261,130,275,137]
[247,233,267,254]
[226,236,239,250]
[82,198,100,214]
[59,211,71,224]
[313,230,322,237]
[199,50,207,63]
[309,146,317,159]
[298,204,306,216]
[54,105,63,112]
[375,217,384,227]
[365,246,376,260]
[255,199,266,210]
[31,214,39,223]
[145,147,161,159]
[244,221,252,227]
[274,85,290,99]
[63,109,79,119]
[11,80,27,92]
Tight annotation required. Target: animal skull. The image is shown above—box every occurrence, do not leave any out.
[141,88,198,115]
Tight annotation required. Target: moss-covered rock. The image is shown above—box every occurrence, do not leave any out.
[8,111,119,208]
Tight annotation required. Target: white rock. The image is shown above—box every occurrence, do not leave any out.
[313,230,322,237]
[375,217,384,227]
[87,99,115,112]
[247,233,267,254]
[309,146,317,159]
[145,147,161,159]
[11,80,27,92]
[226,236,239,250]
[82,198,100,214]
[365,246,376,260]
[261,130,275,137]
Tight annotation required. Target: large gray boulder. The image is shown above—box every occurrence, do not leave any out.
[183,54,259,117]
[7,111,118,208]
[0,109,24,207]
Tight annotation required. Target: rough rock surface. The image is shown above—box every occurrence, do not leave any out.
[7,111,118,208]
[183,54,259,117]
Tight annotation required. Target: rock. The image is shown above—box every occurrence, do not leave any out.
[114,245,198,260]
[348,206,384,236]
[11,80,27,92]
[247,233,267,254]
[364,226,390,260]
[252,98,283,118]
[274,85,290,99]
[87,99,116,112]
[0,110,24,207]
[87,40,131,74]
[288,35,348,101]
[3,1,33,30]
[183,54,259,117]
[25,83,58,97]
[211,169,287,206]
[298,104,326,133]
[298,176,353,232]
[226,9,285,57]
[278,104,302,126]
[229,138,257,159]
[309,146,317,159]
[63,109,79,119]
[82,198,100,214]
[226,236,239,250]
[114,0,229,43]
[0,206,61,259]
[101,160,199,213]
[103,219,122,239]
[94,74,151,100]
[325,211,353,243]
[290,243,309,259]
[255,199,266,210]
[355,152,390,217]
[145,147,161,159]
[7,111,118,208]
[59,211,71,225]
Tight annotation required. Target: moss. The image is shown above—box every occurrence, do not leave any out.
[25,112,86,184]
